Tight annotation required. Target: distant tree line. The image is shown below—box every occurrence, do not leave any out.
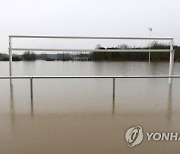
[90,42,178,61]
[0,42,180,61]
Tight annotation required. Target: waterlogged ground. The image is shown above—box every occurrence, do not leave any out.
[0,61,180,154]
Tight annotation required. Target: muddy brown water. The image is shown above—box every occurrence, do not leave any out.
[0,61,180,154]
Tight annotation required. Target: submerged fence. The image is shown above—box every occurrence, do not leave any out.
[1,35,178,101]
[1,75,180,102]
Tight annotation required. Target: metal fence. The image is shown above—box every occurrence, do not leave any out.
[4,35,178,101]
[1,75,180,101]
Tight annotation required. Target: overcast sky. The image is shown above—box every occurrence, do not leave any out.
[0,0,179,53]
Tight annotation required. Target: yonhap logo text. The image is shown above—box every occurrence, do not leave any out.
[125,126,180,148]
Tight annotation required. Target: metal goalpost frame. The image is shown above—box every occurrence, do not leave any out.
[8,35,175,84]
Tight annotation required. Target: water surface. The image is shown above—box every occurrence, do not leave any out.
[0,61,180,154]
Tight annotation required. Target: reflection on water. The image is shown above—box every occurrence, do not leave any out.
[112,78,115,114]
[9,80,34,117]
[0,61,180,154]
[167,84,173,127]
[31,98,34,116]
[8,77,174,119]
[112,97,115,115]
[9,79,174,118]
[9,80,15,132]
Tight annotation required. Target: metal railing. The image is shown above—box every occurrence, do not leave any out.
[1,75,180,101]
[9,35,174,39]
[4,35,177,101]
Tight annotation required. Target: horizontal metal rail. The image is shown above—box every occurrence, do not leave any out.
[10,48,171,52]
[3,75,179,103]
[9,35,173,40]
[1,75,180,79]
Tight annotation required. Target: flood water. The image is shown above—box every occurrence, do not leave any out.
[0,61,180,154]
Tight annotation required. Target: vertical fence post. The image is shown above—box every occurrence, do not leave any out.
[30,77,33,99]
[9,36,12,77]
[169,40,174,84]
